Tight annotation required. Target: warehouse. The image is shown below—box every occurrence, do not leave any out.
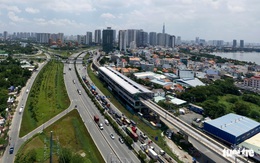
[204,113,260,145]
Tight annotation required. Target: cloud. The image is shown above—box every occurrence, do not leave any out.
[8,12,26,22]
[44,0,95,13]
[25,7,40,14]
[0,4,21,13]
[100,13,116,19]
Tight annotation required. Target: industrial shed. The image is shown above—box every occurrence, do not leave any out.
[204,113,260,145]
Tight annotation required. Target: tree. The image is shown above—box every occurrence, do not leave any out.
[232,101,250,116]
[202,100,226,118]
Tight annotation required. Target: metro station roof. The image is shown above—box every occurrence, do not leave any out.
[99,66,153,95]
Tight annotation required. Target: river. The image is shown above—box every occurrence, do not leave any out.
[211,52,260,65]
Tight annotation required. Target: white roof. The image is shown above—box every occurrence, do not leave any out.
[99,67,153,95]
[176,78,205,87]
[170,97,186,105]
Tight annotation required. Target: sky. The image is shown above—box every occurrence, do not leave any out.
[0,0,259,43]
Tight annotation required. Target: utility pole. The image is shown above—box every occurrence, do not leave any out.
[50,131,53,163]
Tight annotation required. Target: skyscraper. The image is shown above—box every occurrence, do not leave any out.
[157,33,166,46]
[139,31,148,47]
[126,29,137,47]
[162,23,165,34]
[195,37,199,44]
[86,32,92,45]
[102,27,114,54]
[149,32,157,46]
[169,35,176,48]
[118,30,127,51]
[94,29,101,44]
[176,36,181,45]
[233,39,237,48]
[3,31,8,41]
[240,40,244,48]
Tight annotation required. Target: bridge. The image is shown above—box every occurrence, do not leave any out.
[140,98,249,163]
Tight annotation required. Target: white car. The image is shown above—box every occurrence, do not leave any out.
[110,133,115,139]
[119,137,124,144]
[99,123,103,130]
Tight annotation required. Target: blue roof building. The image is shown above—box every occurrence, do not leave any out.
[204,113,260,145]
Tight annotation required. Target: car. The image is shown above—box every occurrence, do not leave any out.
[99,123,103,130]
[118,137,124,144]
[9,147,14,154]
[110,133,115,139]
[104,119,109,126]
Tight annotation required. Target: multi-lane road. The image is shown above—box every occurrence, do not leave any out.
[1,51,140,163]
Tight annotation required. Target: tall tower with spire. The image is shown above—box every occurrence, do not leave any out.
[162,23,165,34]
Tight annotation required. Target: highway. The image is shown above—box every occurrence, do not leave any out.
[141,98,249,163]
[74,52,140,163]
[1,55,50,163]
[2,51,140,163]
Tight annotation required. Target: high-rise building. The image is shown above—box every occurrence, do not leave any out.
[94,29,101,44]
[126,29,137,47]
[36,33,51,43]
[149,32,157,46]
[176,36,181,45]
[86,32,92,45]
[3,31,8,40]
[233,39,237,48]
[240,40,244,48]
[102,27,115,54]
[118,30,127,51]
[162,23,165,34]
[169,35,176,48]
[157,33,166,46]
[139,31,148,47]
[195,37,199,44]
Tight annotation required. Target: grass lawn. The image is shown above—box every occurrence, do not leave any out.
[20,61,70,137]
[16,109,104,163]
[87,65,182,162]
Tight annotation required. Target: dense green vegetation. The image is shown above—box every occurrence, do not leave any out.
[178,79,260,121]
[0,42,37,55]
[16,109,104,163]
[0,56,32,114]
[20,60,70,137]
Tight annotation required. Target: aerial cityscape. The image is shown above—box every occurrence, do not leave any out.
[0,1,260,163]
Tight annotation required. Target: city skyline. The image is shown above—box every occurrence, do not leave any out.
[0,0,259,43]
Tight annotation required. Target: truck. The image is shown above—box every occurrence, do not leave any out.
[94,115,99,123]
[126,127,138,142]
[147,148,158,160]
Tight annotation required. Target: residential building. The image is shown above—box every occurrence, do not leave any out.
[240,40,244,48]
[94,29,101,44]
[243,76,260,89]
[149,32,157,46]
[118,30,127,51]
[233,39,237,48]
[86,32,92,45]
[3,31,8,40]
[102,27,115,54]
